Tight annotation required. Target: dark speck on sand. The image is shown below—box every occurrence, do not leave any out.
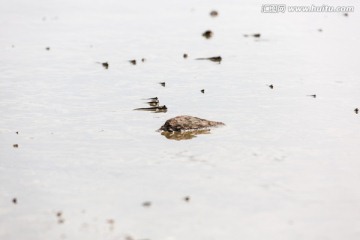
[202,30,213,39]
[210,10,218,17]
[142,201,152,207]
[12,198,17,204]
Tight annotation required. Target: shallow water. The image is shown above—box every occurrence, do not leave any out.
[1,0,360,239]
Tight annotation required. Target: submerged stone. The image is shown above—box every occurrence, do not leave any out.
[159,115,224,132]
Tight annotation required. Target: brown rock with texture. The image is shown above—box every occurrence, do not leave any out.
[159,115,224,132]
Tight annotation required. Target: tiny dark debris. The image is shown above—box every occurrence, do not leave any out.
[344,13,349,17]
[13,144,18,148]
[244,33,261,38]
[184,196,190,202]
[268,84,274,89]
[210,10,218,17]
[12,198,17,204]
[183,53,188,59]
[129,60,137,65]
[142,201,152,207]
[202,30,213,39]
[355,108,359,114]
[159,82,166,87]
[201,89,205,93]
[308,94,317,98]
[141,58,146,62]
[195,56,222,63]
[16,131,19,134]
[102,62,109,69]
[45,47,50,51]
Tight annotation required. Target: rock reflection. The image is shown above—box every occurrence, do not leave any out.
[161,129,211,140]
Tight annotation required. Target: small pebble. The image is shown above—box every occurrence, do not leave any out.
[159,82,166,87]
[183,53,188,59]
[102,62,109,69]
[184,196,190,202]
[210,10,218,17]
[355,108,359,114]
[129,60,136,65]
[141,58,146,62]
[45,47,50,51]
[13,144,18,148]
[201,89,205,93]
[268,84,274,89]
[202,30,213,39]
[12,198,17,204]
[142,201,152,207]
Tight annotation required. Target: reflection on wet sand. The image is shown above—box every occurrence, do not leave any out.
[161,129,211,140]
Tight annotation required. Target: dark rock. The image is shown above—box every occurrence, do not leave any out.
[129,60,136,65]
[201,89,205,93]
[159,115,224,132]
[202,30,213,39]
[102,62,109,69]
[13,144,18,148]
[355,108,358,114]
[159,82,166,87]
[183,53,188,59]
[210,10,218,17]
